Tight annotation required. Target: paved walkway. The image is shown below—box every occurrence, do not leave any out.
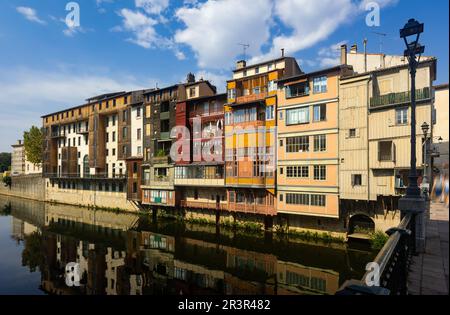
[408,202,449,295]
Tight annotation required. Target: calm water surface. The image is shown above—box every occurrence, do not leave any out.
[0,195,375,295]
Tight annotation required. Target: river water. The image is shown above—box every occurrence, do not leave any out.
[0,195,375,295]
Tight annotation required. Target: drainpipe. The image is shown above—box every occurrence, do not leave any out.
[363,39,368,73]
[367,74,372,203]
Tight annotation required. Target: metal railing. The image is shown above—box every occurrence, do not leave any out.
[336,213,414,295]
[370,87,431,108]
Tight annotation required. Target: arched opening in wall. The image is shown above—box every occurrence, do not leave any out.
[83,155,90,177]
[348,214,375,235]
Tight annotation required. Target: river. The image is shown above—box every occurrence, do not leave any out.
[0,195,375,295]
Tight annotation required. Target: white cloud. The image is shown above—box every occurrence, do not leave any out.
[174,0,273,69]
[317,40,348,67]
[16,6,46,25]
[117,9,159,48]
[135,0,170,15]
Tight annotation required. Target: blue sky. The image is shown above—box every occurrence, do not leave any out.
[0,0,448,152]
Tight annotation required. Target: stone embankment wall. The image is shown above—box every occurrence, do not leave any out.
[0,174,45,201]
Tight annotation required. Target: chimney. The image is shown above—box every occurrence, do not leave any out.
[186,72,195,83]
[18,140,22,145]
[236,60,247,70]
[281,48,285,57]
[350,44,358,54]
[340,44,347,65]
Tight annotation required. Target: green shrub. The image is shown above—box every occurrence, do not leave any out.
[369,230,389,250]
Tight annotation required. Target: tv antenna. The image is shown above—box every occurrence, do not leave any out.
[238,43,250,61]
[372,31,387,53]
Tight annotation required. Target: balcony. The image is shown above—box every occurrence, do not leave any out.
[51,130,66,138]
[160,132,171,140]
[180,200,227,211]
[153,155,171,165]
[76,125,89,134]
[227,202,276,216]
[370,87,431,109]
[235,91,268,105]
[142,176,174,188]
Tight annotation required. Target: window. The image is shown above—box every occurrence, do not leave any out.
[396,108,408,125]
[287,166,309,178]
[106,149,109,156]
[124,96,128,104]
[112,131,116,142]
[285,82,309,98]
[314,135,326,152]
[313,76,327,93]
[286,107,309,125]
[83,155,90,177]
[255,67,259,74]
[122,127,128,139]
[189,87,196,98]
[133,162,138,173]
[106,132,109,143]
[268,80,277,92]
[233,107,257,123]
[349,129,357,138]
[314,165,326,180]
[112,115,116,126]
[122,109,128,122]
[137,128,142,140]
[266,105,275,120]
[352,174,362,186]
[112,149,116,156]
[378,141,395,161]
[286,136,309,153]
[311,194,326,207]
[137,107,141,118]
[228,88,236,100]
[137,146,142,155]
[313,104,326,122]
[286,193,309,205]
[279,139,283,147]
[123,146,128,155]
[113,99,116,107]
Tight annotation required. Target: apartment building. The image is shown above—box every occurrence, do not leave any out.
[276,65,353,219]
[141,74,217,208]
[42,91,146,210]
[11,139,42,176]
[174,93,227,212]
[11,140,25,176]
[225,55,302,217]
[339,45,436,208]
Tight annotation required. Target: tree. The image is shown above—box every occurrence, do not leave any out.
[2,175,11,187]
[0,152,11,173]
[23,126,43,165]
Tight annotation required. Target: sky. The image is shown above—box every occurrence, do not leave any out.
[0,0,448,152]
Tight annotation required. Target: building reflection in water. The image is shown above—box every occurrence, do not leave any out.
[1,196,374,295]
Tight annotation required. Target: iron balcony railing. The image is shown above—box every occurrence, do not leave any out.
[45,173,127,180]
[336,213,414,295]
[370,87,431,108]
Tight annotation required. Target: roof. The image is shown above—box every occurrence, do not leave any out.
[232,56,295,73]
[86,91,127,102]
[277,65,352,84]
[182,93,227,104]
[143,84,180,95]
[342,58,437,81]
[434,83,449,90]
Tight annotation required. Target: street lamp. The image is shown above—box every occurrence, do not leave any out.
[421,122,430,195]
[400,18,425,198]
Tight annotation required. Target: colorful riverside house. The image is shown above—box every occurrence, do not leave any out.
[141,74,217,209]
[225,54,302,218]
[41,91,147,211]
[276,65,353,223]
[174,93,228,213]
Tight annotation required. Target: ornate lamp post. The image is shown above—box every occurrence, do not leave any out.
[398,19,427,254]
[400,18,425,198]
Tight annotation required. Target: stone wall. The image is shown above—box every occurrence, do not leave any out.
[45,179,138,212]
[0,174,45,201]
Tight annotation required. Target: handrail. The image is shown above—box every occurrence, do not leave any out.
[336,213,414,295]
